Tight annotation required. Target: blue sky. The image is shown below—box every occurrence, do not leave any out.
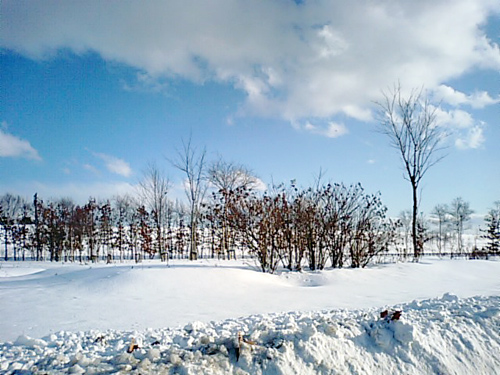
[1,0,499,218]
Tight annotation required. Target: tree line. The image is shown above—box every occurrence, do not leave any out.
[1,184,497,273]
[0,179,397,272]
[397,198,500,258]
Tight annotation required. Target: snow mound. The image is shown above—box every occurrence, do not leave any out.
[1,294,499,374]
[0,266,45,278]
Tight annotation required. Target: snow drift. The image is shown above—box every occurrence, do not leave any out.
[1,294,499,374]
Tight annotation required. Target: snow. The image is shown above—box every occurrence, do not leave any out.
[0,257,499,374]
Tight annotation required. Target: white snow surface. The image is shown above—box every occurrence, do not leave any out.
[0,257,499,374]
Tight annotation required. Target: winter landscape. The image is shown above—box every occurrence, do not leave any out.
[0,257,499,374]
[2,0,500,374]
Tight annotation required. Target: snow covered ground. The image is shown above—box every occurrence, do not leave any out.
[0,257,499,374]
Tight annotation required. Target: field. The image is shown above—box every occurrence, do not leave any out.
[1,257,499,374]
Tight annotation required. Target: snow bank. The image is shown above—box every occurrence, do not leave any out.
[2,258,499,343]
[1,294,499,375]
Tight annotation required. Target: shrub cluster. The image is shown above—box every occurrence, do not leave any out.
[204,182,398,272]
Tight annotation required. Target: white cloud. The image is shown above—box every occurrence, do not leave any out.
[83,163,99,174]
[93,152,132,177]
[252,177,268,192]
[121,72,170,94]
[305,121,348,138]
[433,107,474,129]
[0,126,41,161]
[433,106,488,150]
[455,125,486,149]
[433,85,500,109]
[1,0,499,124]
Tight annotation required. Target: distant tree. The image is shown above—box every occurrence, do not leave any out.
[416,213,431,253]
[448,197,473,253]
[377,84,446,259]
[137,205,152,261]
[99,201,113,262]
[207,158,260,259]
[72,205,87,263]
[83,198,99,262]
[139,164,171,261]
[172,137,208,260]
[208,158,260,192]
[172,199,188,258]
[56,198,75,261]
[482,201,500,255]
[33,193,43,260]
[431,204,449,253]
[41,202,62,262]
[0,194,26,261]
[398,210,412,256]
[0,203,9,261]
[113,194,135,261]
[16,202,33,261]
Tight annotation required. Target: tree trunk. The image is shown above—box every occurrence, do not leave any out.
[189,214,198,260]
[412,182,419,259]
[4,229,8,261]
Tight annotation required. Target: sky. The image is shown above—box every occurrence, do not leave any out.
[1,0,499,219]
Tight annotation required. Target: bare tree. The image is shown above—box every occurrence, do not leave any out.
[377,84,446,259]
[0,194,26,260]
[398,210,412,257]
[431,204,449,253]
[113,194,135,261]
[172,137,208,260]
[207,158,261,259]
[449,197,473,253]
[138,164,171,261]
[208,158,260,192]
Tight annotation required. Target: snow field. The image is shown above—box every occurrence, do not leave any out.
[0,258,499,374]
[1,294,499,374]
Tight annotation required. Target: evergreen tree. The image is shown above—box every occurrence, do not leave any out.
[482,201,500,255]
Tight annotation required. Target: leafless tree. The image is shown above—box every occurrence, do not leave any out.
[449,197,473,253]
[172,137,208,260]
[0,193,26,260]
[208,158,260,192]
[398,210,412,257]
[431,204,449,253]
[138,163,171,261]
[113,194,135,261]
[377,84,446,259]
[207,158,261,259]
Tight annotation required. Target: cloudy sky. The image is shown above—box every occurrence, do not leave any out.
[1,0,499,218]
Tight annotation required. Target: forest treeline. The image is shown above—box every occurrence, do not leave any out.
[1,176,498,273]
[0,181,397,272]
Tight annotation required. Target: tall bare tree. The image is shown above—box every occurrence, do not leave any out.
[172,137,207,260]
[377,84,446,258]
[138,164,171,261]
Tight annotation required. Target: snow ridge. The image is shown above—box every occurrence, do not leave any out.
[1,294,499,374]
